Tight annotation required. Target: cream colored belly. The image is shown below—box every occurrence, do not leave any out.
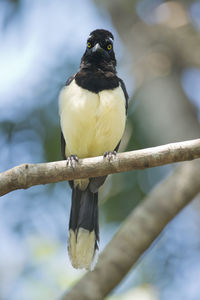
[59,80,126,158]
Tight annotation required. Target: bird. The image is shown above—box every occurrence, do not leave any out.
[59,29,128,270]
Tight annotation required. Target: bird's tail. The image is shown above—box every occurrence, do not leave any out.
[68,186,99,270]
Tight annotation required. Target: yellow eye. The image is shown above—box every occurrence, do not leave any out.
[107,44,112,50]
[87,42,92,48]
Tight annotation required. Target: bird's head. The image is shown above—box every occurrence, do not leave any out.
[81,29,116,69]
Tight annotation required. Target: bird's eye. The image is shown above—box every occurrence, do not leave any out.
[107,44,112,51]
[87,42,92,48]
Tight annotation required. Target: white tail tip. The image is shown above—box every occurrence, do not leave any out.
[68,228,98,270]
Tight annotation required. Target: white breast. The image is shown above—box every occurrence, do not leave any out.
[59,80,126,158]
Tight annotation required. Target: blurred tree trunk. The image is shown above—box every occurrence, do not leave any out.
[95,0,200,144]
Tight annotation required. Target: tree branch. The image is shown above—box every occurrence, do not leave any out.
[61,158,200,300]
[0,139,200,197]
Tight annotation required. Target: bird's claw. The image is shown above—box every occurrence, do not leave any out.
[103,151,117,161]
[66,154,79,169]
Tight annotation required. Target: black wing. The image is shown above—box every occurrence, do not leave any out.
[119,78,129,115]
[65,74,76,87]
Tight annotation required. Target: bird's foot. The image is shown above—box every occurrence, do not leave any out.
[103,151,117,162]
[66,154,79,169]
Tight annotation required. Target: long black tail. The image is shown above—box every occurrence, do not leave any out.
[68,186,99,270]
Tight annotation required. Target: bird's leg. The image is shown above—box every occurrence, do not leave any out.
[103,151,117,162]
[66,154,79,169]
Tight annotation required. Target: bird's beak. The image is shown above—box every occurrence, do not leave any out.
[92,43,102,53]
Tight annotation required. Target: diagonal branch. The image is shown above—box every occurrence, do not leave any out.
[0,138,200,197]
[61,158,200,300]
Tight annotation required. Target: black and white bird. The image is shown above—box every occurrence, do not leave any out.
[59,29,128,270]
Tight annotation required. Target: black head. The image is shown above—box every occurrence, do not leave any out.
[76,29,119,93]
[81,29,116,68]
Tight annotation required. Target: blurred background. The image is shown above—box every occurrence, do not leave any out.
[0,0,200,299]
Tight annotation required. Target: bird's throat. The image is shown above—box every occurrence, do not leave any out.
[75,62,118,93]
